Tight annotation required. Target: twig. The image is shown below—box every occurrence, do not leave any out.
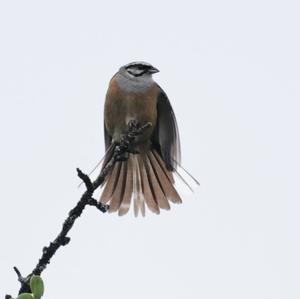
[6,120,151,297]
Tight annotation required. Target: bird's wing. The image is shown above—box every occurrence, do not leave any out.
[152,85,181,171]
[104,122,112,151]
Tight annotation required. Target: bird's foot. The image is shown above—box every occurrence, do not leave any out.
[115,145,140,161]
[115,146,129,161]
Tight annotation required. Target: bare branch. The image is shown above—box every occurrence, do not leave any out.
[6,120,150,297]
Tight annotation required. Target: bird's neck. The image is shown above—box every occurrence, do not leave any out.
[115,73,154,93]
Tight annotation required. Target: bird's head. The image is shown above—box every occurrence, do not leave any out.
[120,61,159,78]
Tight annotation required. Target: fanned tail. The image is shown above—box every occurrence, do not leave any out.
[99,149,182,216]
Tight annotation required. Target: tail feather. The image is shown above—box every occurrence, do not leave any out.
[118,158,133,216]
[153,150,175,184]
[109,161,126,212]
[134,155,145,217]
[139,155,160,214]
[99,149,185,216]
[148,151,182,204]
[132,155,140,217]
[144,154,170,210]
[100,161,121,204]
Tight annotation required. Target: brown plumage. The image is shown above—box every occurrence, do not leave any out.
[99,62,182,216]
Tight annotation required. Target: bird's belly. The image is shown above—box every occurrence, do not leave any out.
[105,93,157,144]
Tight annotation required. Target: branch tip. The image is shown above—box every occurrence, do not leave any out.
[76,168,83,177]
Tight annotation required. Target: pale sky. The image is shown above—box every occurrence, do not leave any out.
[1,1,300,298]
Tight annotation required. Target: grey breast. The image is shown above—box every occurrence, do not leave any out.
[115,72,155,93]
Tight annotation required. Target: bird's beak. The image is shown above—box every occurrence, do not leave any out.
[149,67,159,74]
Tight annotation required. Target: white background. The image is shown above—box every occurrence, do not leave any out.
[1,1,299,298]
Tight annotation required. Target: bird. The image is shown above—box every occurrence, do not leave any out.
[99,61,183,216]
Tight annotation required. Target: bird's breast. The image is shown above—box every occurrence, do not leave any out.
[104,77,160,144]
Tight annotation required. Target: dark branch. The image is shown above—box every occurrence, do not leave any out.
[87,198,109,213]
[7,120,150,297]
